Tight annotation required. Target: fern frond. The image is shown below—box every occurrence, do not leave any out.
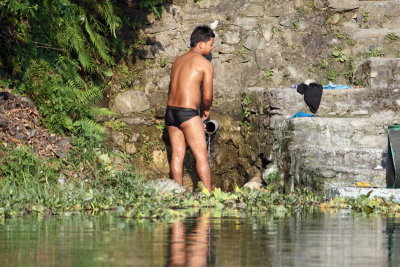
[58,21,94,72]
[66,77,86,91]
[84,18,113,65]
[55,56,87,90]
[55,56,81,74]
[74,118,105,133]
[23,59,52,82]
[74,118,106,141]
[101,0,121,37]
[76,85,105,105]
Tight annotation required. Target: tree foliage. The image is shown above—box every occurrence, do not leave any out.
[0,0,124,140]
[0,0,167,141]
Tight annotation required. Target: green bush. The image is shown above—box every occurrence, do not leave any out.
[0,0,168,141]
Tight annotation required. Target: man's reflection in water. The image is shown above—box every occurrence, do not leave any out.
[169,217,210,267]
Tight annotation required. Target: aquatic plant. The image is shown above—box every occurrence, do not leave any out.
[3,140,400,221]
[0,141,324,220]
[320,194,400,215]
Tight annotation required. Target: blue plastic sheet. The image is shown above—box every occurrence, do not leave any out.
[289,111,316,119]
[323,82,352,90]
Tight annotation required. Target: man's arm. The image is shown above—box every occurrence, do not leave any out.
[202,62,214,121]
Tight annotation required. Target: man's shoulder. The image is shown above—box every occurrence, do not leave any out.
[174,52,212,69]
[195,55,213,69]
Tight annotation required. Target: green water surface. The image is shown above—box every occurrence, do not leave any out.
[1,211,400,266]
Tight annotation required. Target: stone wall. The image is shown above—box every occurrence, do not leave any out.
[104,0,372,191]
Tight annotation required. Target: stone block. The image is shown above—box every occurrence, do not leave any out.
[145,178,185,194]
[125,143,137,154]
[152,150,169,170]
[244,181,263,189]
[140,45,156,59]
[243,31,261,51]
[358,1,400,30]
[325,187,400,201]
[261,24,273,42]
[292,0,302,9]
[327,0,359,11]
[286,66,305,81]
[219,44,235,54]
[354,58,400,100]
[279,17,293,27]
[264,1,294,17]
[233,17,258,30]
[110,131,125,148]
[171,0,187,6]
[195,0,221,9]
[114,90,150,114]
[223,30,241,44]
[289,145,384,169]
[240,4,264,17]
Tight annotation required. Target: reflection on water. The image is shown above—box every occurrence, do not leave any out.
[169,216,210,267]
[1,211,400,266]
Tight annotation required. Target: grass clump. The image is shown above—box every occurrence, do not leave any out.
[261,69,274,83]
[385,33,399,42]
[368,49,386,57]
[331,46,348,63]
[325,69,340,82]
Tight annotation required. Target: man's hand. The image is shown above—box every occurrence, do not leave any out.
[202,109,211,121]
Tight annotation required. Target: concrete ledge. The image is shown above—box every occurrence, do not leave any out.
[325,187,400,201]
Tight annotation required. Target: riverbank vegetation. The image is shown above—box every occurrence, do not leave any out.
[2,141,400,221]
[0,139,322,220]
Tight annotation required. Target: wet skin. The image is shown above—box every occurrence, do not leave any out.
[167,37,215,191]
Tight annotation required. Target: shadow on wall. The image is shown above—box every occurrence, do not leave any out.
[115,1,173,63]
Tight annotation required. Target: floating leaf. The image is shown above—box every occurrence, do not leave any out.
[213,187,222,200]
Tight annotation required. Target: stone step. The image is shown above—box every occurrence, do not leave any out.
[354,57,400,104]
[357,0,400,30]
[289,144,385,169]
[348,28,400,43]
[287,115,400,148]
[325,187,400,201]
[268,87,375,117]
[295,164,386,188]
[269,58,400,113]
[343,25,400,57]
[319,87,373,117]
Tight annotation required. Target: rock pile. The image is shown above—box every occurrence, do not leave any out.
[0,91,71,158]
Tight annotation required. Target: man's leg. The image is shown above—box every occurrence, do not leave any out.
[180,116,212,191]
[167,126,187,185]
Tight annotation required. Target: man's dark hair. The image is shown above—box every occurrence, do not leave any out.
[190,26,215,47]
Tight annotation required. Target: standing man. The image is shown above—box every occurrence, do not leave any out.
[165,26,215,192]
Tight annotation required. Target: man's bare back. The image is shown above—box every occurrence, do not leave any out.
[167,51,213,113]
[165,26,215,191]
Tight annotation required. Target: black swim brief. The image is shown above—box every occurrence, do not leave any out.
[165,106,199,127]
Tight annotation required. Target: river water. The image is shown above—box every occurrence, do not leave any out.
[1,211,400,266]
